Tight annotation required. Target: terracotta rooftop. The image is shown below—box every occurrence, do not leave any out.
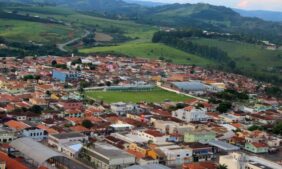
[251,142,268,148]
[4,120,29,130]
[144,130,164,137]
[183,161,216,169]
[0,151,28,169]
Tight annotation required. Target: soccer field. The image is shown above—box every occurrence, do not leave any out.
[86,88,191,103]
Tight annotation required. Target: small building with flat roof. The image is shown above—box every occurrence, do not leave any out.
[48,132,88,151]
[79,142,135,169]
[207,140,240,152]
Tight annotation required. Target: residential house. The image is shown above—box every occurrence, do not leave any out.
[172,106,209,122]
[153,119,192,134]
[0,127,16,143]
[110,102,135,116]
[22,127,46,141]
[4,120,29,132]
[131,130,169,144]
[58,100,83,110]
[185,142,213,162]
[157,144,192,166]
[52,69,81,82]
[245,142,268,153]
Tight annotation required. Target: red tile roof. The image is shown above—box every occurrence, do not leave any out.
[251,142,268,148]
[0,151,28,169]
[4,120,29,130]
[183,162,216,169]
[144,130,164,137]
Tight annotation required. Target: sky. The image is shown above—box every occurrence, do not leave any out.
[144,0,282,11]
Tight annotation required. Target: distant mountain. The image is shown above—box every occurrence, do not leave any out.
[0,0,147,18]
[1,0,282,44]
[235,9,282,22]
[137,3,282,44]
[123,0,167,7]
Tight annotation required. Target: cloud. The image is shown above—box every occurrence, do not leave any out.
[237,0,249,8]
[236,0,282,11]
[147,0,282,11]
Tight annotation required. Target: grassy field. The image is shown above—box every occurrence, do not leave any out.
[86,88,192,103]
[0,19,80,43]
[80,42,213,66]
[191,38,282,78]
[5,6,157,42]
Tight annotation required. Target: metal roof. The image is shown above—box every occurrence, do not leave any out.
[207,140,240,151]
[10,137,64,166]
[172,81,207,91]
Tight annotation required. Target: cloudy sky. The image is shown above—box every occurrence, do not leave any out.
[145,0,282,11]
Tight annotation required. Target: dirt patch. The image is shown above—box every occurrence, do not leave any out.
[94,32,113,42]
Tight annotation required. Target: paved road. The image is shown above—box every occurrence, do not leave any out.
[57,30,90,52]
[156,82,208,102]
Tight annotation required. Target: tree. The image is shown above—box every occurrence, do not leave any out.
[78,86,84,94]
[105,81,112,86]
[217,164,228,169]
[265,86,282,98]
[30,105,43,114]
[46,90,51,97]
[195,103,204,109]
[80,81,90,88]
[76,66,81,71]
[23,75,34,80]
[248,125,264,131]
[51,60,57,66]
[176,103,185,109]
[228,60,236,70]
[82,120,94,129]
[216,102,231,113]
[273,122,282,135]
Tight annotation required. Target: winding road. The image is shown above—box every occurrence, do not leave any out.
[57,29,90,52]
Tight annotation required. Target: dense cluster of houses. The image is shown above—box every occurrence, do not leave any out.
[0,55,280,169]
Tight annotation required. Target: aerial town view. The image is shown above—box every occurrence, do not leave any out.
[0,0,281,169]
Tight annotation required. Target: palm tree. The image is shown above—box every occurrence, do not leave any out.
[217,164,228,169]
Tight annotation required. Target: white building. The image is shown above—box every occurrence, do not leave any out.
[219,152,282,169]
[0,127,16,143]
[158,144,192,166]
[22,127,46,141]
[48,132,88,150]
[60,141,83,158]
[153,119,193,134]
[110,102,135,116]
[131,130,169,144]
[172,106,209,122]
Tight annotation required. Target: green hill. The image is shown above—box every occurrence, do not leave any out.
[80,42,213,66]
[190,38,282,83]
